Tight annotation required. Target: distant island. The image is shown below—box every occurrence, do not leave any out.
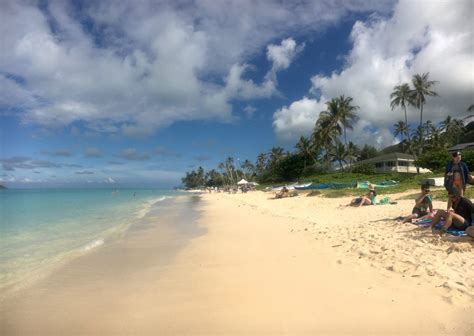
[0,185,7,189]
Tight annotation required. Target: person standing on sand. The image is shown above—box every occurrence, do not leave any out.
[430,190,474,236]
[444,151,470,210]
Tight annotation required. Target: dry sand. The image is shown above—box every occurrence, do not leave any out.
[1,190,473,335]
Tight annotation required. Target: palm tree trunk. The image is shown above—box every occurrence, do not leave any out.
[343,126,347,146]
[418,103,424,158]
[419,103,423,128]
[403,106,413,154]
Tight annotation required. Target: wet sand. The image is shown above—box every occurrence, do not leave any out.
[1,192,473,335]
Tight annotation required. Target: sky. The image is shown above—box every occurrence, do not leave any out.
[0,0,473,188]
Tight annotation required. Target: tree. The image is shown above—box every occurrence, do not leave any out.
[181,166,206,189]
[268,147,286,182]
[410,73,439,160]
[295,136,316,170]
[255,153,268,178]
[314,99,342,168]
[358,144,378,161]
[329,142,349,171]
[415,149,451,172]
[337,95,359,145]
[393,120,408,151]
[410,73,439,128]
[441,116,464,146]
[390,83,413,152]
[346,141,360,169]
[241,159,256,180]
[205,169,224,187]
[468,104,474,112]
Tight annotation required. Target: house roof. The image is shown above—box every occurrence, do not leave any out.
[448,142,474,151]
[356,152,416,165]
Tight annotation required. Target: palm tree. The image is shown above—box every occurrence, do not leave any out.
[441,116,464,146]
[337,95,359,145]
[241,159,255,180]
[295,136,317,169]
[268,147,285,182]
[255,153,268,178]
[393,120,408,151]
[329,142,349,171]
[269,147,285,165]
[346,141,360,169]
[390,83,413,150]
[410,73,439,128]
[314,104,341,168]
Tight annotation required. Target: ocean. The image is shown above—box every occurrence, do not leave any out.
[0,188,183,297]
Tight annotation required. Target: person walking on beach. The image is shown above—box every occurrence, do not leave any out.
[400,184,433,223]
[430,190,474,235]
[444,151,470,210]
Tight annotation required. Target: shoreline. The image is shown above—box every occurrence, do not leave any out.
[1,191,473,335]
[0,193,179,300]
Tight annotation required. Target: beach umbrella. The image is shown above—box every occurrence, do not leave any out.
[237,179,248,185]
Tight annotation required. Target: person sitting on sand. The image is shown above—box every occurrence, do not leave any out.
[275,186,289,198]
[430,190,474,235]
[350,184,376,207]
[400,184,433,223]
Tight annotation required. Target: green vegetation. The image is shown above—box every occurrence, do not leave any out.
[182,73,473,192]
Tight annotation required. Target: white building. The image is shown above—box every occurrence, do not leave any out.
[355,152,431,173]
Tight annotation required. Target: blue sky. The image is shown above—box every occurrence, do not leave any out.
[1,0,473,188]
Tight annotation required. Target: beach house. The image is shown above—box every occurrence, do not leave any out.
[355,152,431,173]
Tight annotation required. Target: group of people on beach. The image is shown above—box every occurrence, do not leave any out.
[350,151,473,238]
[401,151,473,237]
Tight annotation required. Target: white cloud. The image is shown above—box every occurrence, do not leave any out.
[273,0,473,147]
[0,0,392,135]
[273,97,326,142]
[267,38,305,74]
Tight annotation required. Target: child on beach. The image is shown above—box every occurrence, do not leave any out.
[399,184,433,223]
[350,184,376,207]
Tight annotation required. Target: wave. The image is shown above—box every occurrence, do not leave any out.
[136,196,170,218]
[81,238,105,252]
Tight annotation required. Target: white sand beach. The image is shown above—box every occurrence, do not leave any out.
[1,191,473,335]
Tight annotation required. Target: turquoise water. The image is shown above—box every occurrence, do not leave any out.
[0,189,181,296]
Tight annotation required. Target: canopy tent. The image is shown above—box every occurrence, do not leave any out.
[237,179,248,185]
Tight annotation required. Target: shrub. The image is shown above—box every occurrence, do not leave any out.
[351,163,376,174]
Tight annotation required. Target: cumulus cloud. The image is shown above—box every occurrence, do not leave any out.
[273,0,473,147]
[267,38,305,78]
[273,97,326,142]
[0,0,392,135]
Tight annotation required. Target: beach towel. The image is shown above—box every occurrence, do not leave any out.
[412,218,467,237]
[375,196,397,205]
